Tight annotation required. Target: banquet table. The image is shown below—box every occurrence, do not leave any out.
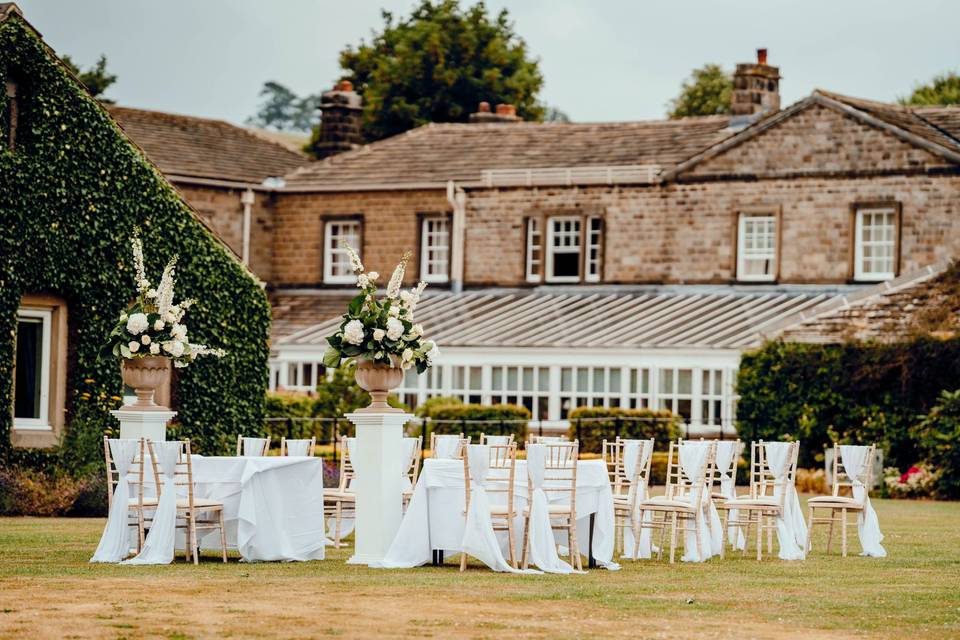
[142,455,325,562]
[377,458,618,569]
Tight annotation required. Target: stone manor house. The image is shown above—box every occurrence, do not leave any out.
[80,49,960,433]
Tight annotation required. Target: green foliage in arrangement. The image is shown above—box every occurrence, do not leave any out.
[0,15,271,472]
[736,338,960,472]
[420,398,530,442]
[566,407,683,454]
[912,389,960,499]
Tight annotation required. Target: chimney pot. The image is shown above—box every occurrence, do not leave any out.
[336,79,354,92]
[312,80,363,159]
[495,103,517,117]
[757,48,768,65]
[477,101,491,113]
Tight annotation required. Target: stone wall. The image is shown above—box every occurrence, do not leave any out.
[272,189,451,287]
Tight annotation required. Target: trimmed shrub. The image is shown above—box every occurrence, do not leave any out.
[912,389,960,499]
[566,407,683,453]
[422,401,530,442]
[0,468,91,516]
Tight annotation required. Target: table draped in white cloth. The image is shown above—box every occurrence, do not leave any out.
[621,440,655,560]
[90,439,141,563]
[714,441,746,550]
[839,445,887,558]
[122,441,181,565]
[375,457,618,570]
[678,440,722,563]
[241,437,269,457]
[765,442,808,560]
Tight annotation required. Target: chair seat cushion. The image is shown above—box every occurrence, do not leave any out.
[724,497,780,508]
[177,498,223,509]
[639,496,696,511]
[521,504,575,516]
[128,498,158,507]
[808,496,863,508]
[325,490,356,501]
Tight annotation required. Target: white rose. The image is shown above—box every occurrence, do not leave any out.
[125,313,149,335]
[386,317,404,341]
[368,271,379,281]
[127,341,140,352]
[343,319,365,345]
[388,306,400,318]
[146,289,157,298]
[402,348,413,362]
[149,343,160,355]
[373,328,385,341]
[412,323,423,337]
[172,323,187,340]
[153,319,165,331]
[169,341,185,357]
[141,334,151,345]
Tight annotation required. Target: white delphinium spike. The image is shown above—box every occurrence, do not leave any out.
[156,255,178,320]
[345,243,364,273]
[386,251,411,299]
[130,234,150,293]
[409,281,427,313]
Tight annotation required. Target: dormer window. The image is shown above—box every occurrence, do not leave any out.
[527,215,603,284]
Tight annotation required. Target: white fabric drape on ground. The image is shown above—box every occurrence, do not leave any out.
[621,440,654,559]
[122,441,181,565]
[284,439,312,457]
[678,440,716,562]
[432,435,461,459]
[714,441,745,551]
[242,437,269,457]
[764,442,807,560]
[484,435,512,446]
[839,445,886,558]
[90,439,140,563]
[524,445,579,573]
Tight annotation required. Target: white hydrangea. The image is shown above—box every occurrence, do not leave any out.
[149,343,161,355]
[163,340,185,357]
[126,313,149,335]
[343,319,365,345]
[128,341,140,353]
[373,328,385,341]
[386,317,404,341]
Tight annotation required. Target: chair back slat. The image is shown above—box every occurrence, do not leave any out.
[830,442,877,497]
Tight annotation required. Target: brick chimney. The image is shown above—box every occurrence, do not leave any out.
[469,102,520,123]
[313,80,363,158]
[731,49,781,117]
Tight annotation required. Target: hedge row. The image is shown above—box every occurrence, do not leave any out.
[418,397,531,442]
[566,407,683,453]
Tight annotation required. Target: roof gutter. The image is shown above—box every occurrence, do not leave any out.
[166,174,278,192]
[447,180,467,294]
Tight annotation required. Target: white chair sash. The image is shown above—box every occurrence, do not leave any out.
[284,439,312,457]
[764,442,807,560]
[90,439,140,563]
[621,440,654,559]
[433,435,461,459]
[460,445,537,573]
[524,445,579,573]
[714,441,745,551]
[484,435,512,446]
[839,445,886,558]
[242,437,269,457]
[401,437,418,491]
[122,441,181,565]
[678,440,716,562]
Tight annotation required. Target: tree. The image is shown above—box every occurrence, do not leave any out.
[900,71,960,106]
[246,81,320,132]
[339,0,545,142]
[667,63,732,119]
[61,54,116,100]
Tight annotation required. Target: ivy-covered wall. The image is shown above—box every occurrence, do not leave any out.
[0,15,271,473]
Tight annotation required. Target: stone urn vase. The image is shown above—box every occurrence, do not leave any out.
[354,356,404,413]
[120,356,171,411]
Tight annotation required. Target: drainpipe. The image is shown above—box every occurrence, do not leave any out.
[446,180,466,293]
[240,188,255,265]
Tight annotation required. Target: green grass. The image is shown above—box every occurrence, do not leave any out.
[1,498,959,639]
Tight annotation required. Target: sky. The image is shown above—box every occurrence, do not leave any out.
[16,0,960,127]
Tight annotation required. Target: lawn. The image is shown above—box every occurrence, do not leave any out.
[0,497,958,639]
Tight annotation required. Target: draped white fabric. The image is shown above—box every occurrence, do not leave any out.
[483,435,512,446]
[839,445,886,558]
[714,441,745,551]
[284,439,312,457]
[764,442,808,561]
[90,439,140,563]
[620,440,654,559]
[678,441,717,563]
[242,437,269,457]
[524,445,579,573]
[122,441,181,565]
[432,435,462,459]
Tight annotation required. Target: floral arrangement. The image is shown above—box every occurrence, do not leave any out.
[883,464,940,499]
[105,231,226,368]
[323,246,438,373]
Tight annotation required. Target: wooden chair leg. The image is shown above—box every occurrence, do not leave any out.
[334,502,343,549]
[657,513,667,560]
[742,516,752,558]
[841,508,848,558]
[632,509,643,560]
[521,513,531,569]
[190,513,199,565]
[756,512,763,561]
[459,547,468,571]
[806,506,815,553]
[826,511,835,554]
[218,510,228,563]
[694,512,704,561]
[721,509,730,560]
[669,512,678,564]
[766,516,774,555]
[506,518,517,569]
[569,517,581,571]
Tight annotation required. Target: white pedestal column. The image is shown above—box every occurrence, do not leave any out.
[345,410,412,566]
[111,408,176,442]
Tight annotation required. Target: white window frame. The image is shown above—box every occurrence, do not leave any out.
[737,214,777,282]
[525,217,542,283]
[420,216,450,283]
[545,216,582,283]
[13,308,52,431]
[585,216,602,283]
[854,207,897,282]
[323,220,361,284]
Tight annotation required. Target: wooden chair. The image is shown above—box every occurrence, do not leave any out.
[236,434,270,456]
[806,443,877,557]
[636,439,717,563]
[324,436,356,548]
[280,436,316,456]
[721,440,800,561]
[528,435,568,445]
[430,432,466,459]
[104,436,158,553]
[480,433,515,446]
[709,439,746,550]
[602,437,630,499]
[610,439,655,557]
[148,439,227,564]
[521,441,582,571]
[461,443,519,571]
[402,436,423,511]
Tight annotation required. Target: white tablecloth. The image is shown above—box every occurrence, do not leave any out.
[144,455,325,562]
[377,458,617,569]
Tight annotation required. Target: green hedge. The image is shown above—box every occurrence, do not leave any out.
[913,389,960,499]
[736,338,960,470]
[565,407,683,453]
[421,398,530,442]
[0,15,270,473]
